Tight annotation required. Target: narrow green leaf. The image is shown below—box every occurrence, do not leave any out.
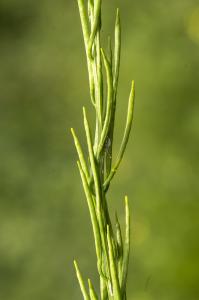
[77,0,95,105]
[74,260,90,300]
[88,65,96,106]
[88,0,94,24]
[108,36,113,67]
[97,48,113,158]
[96,32,103,128]
[83,107,102,212]
[115,213,123,284]
[115,214,123,259]
[102,9,121,181]
[77,161,109,290]
[121,196,130,295]
[71,128,90,181]
[100,278,108,300]
[107,226,122,300]
[113,8,121,94]
[103,80,135,190]
[88,279,98,300]
[77,0,89,45]
[83,109,110,281]
[93,31,103,150]
[77,161,101,262]
[88,0,102,58]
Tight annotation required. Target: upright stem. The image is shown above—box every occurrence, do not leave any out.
[72,1,135,299]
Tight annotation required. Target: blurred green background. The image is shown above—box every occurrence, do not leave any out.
[0,0,199,299]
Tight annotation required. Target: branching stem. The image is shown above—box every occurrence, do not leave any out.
[72,2,135,299]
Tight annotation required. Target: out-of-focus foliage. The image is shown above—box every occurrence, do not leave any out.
[0,1,198,300]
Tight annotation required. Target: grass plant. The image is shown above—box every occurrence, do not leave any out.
[71,1,135,299]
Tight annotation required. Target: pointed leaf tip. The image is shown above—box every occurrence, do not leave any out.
[116,8,120,23]
[125,195,128,204]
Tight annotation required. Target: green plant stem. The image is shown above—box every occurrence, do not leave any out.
[72,1,135,299]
